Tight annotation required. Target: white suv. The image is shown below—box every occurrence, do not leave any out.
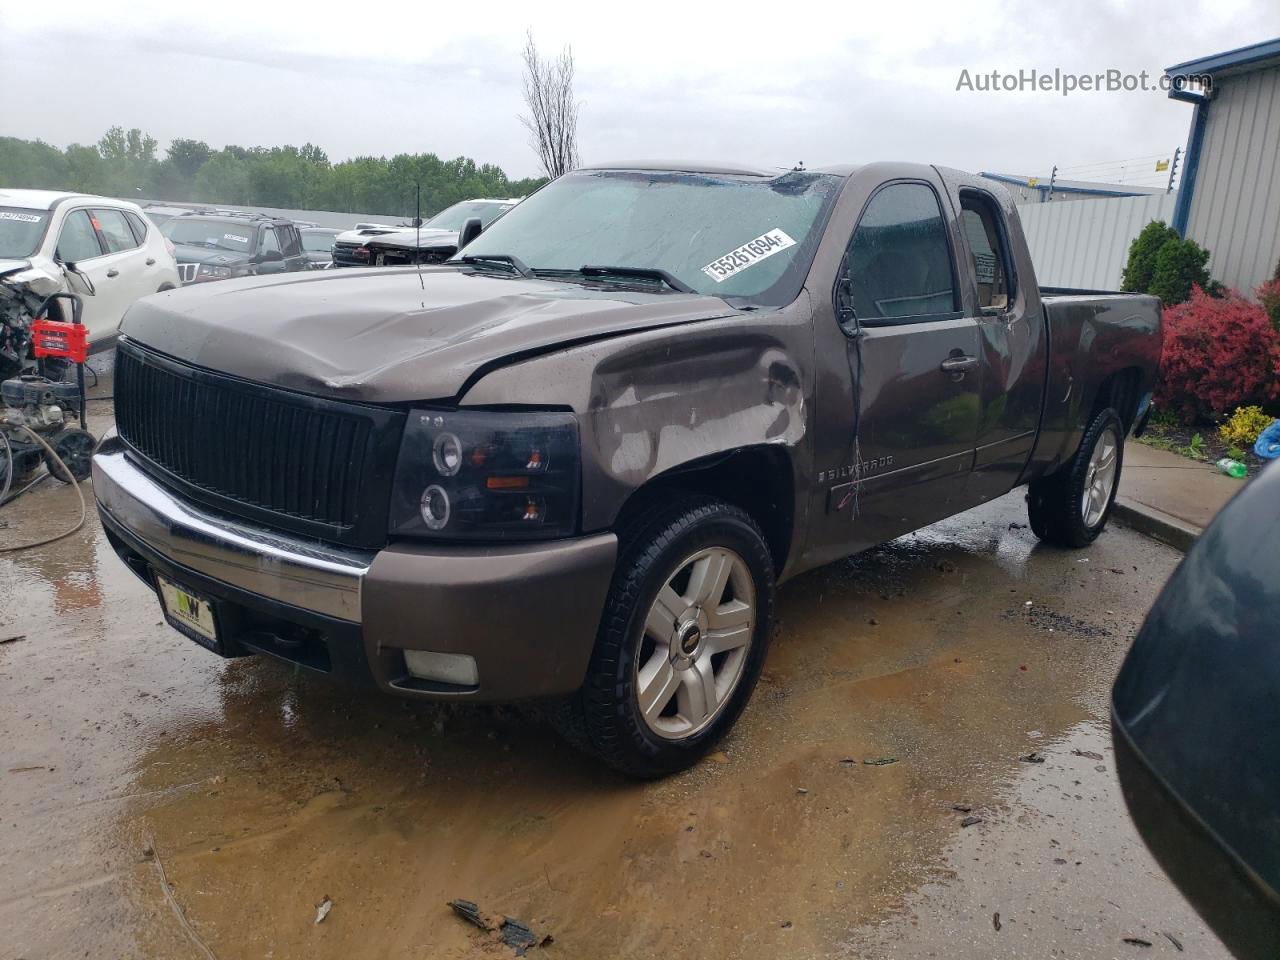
[0,189,181,349]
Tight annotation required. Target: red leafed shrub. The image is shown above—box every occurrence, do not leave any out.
[1156,285,1280,423]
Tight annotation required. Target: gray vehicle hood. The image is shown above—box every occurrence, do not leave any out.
[120,266,738,404]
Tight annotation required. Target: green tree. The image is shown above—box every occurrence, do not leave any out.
[166,138,212,179]
[0,128,542,216]
[1120,220,1180,294]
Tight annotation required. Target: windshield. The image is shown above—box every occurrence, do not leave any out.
[425,200,517,232]
[302,231,337,252]
[455,170,841,305]
[161,218,254,253]
[0,207,51,259]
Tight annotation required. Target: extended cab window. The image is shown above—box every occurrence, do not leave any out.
[959,191,1014,312]
[57,210,104,262]
[842,182,956,326]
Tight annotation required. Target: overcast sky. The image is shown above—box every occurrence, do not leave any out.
[4,0,1278,185]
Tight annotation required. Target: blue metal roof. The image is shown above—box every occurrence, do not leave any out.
[1166,36,1280,77]
[978,172,1148,199]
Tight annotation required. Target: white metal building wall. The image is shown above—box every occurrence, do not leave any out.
[1185,64,1280,293]
[1016,193,1178,290]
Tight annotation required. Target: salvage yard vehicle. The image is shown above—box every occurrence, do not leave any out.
[0,189,180,356]
[300,227,340,269]
[93,162,1160,777]
[161,213,307,284]
[331,198,521,267]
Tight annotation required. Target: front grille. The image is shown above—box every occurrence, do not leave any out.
[114,339,405,548]
[331,243,368,267]
[177,263,199,284]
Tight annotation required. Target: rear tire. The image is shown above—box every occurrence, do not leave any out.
[1027,408,1124,547]
[553,495,775,778]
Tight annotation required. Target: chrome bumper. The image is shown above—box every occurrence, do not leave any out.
[92,430,372,622]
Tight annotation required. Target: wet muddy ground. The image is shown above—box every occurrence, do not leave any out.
[1,403,1228,958]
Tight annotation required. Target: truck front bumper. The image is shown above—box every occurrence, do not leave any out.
[92,431,618,701]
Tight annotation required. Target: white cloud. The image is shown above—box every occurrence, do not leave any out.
[2,0,1277,181]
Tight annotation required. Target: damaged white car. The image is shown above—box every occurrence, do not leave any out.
[0,189,181,376]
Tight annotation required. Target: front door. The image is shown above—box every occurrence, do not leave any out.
[824,179,982,553]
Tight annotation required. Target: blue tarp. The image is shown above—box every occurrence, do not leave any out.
[1255,420,1280,460]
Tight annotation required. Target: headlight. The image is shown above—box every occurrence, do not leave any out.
[197,264,234,280]
[389,409,580,541]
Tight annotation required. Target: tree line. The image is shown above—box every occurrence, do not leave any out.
[0,127,547,218]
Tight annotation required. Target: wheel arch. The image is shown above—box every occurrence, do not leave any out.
[610,444,796,577]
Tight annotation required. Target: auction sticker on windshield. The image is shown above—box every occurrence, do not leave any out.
[0,211,42,222]
[224,233,249,244]
[702,229,796,283]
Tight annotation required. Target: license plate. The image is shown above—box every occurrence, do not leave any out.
[156,575,219,650]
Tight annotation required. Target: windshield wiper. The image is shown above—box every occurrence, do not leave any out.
[579,265,696,294]
[456,254,534,278]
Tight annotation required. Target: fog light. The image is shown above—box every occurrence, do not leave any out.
[403,650,479,686]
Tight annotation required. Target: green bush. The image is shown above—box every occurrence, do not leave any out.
[1121,221,1179,293]
[1120,220,1220,306]
[1150,236,1216,305]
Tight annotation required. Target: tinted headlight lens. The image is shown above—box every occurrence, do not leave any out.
[432,432,462,476]
[389,409,580,540]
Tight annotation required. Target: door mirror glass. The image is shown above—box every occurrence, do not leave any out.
[1113,460,1280,960]
[458,217,484,250]
[259,249,283,263]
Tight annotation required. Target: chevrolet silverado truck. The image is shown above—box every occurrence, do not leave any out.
[92,162,1160,777]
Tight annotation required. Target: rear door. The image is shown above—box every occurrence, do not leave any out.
[953,188,1048,501]
[827,178,982,548]
[93,207,156,322]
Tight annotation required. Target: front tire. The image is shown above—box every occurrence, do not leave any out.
[1028,408,1124,547]
[555,496,775,778]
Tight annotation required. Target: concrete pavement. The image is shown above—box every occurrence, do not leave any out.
[1114,442,1246,550]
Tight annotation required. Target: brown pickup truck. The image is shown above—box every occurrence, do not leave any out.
[93,161,1161,776]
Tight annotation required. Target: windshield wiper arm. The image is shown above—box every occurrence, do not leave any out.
[456,254,534,278]
[579,265,696,294]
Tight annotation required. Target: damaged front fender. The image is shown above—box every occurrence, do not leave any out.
[460,298,814,569]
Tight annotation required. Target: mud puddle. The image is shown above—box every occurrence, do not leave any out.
[1,481,1224,959]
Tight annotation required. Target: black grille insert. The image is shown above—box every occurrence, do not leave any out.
[114,339,405,548]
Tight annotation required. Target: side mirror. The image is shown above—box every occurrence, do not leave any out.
[1112,460,1280,960]
[458,217,484,250]
[259,250,284,263]
[835,276,856,328]
[62,262,96,297]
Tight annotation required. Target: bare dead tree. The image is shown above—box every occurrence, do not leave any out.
[519,32,580,179]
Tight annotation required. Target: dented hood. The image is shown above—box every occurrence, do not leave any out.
[120,266,737,403]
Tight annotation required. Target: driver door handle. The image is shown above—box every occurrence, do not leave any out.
[145,257,156,266]
[106,268,119,278]
[939,355,978,373]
